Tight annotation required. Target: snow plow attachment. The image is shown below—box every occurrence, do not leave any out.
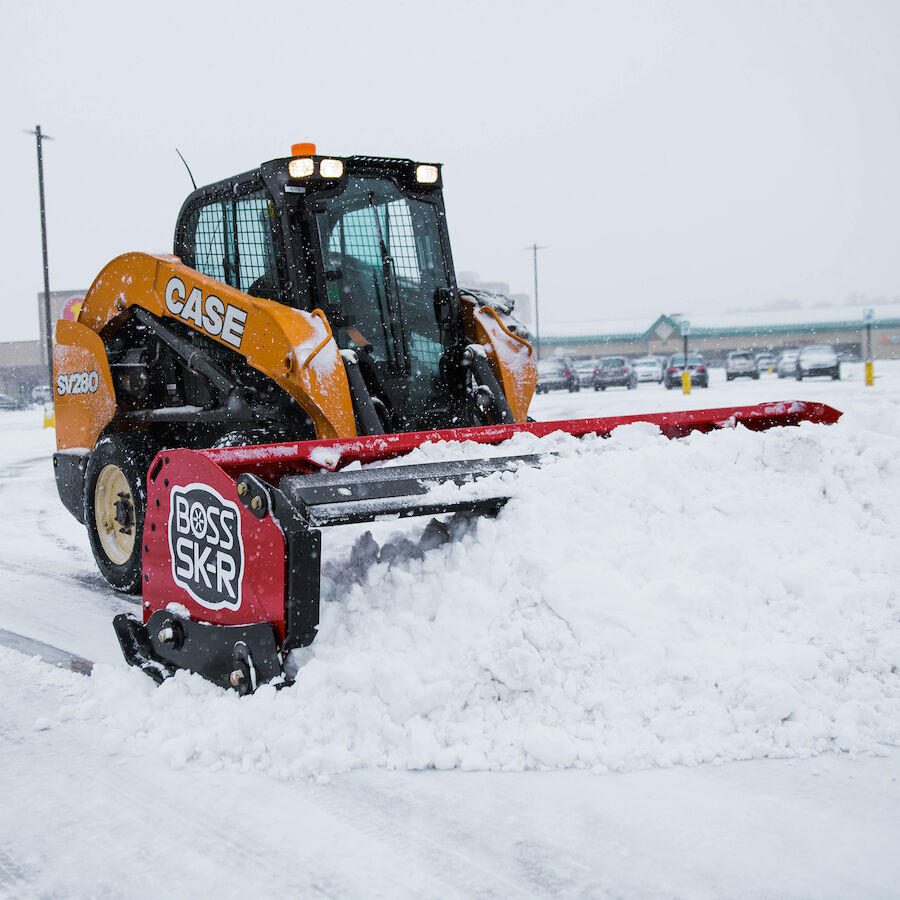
[114,400,841,692]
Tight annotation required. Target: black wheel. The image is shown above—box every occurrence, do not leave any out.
[594,384,600,391]
[832,370,840,380]
[84,433,156,593]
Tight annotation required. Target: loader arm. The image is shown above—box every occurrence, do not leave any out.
[68,252,358,444]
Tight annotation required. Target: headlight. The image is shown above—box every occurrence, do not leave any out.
[416,164,439,184]
[288,158,315,178]
[320,159,344,178]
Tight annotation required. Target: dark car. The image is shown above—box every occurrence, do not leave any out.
[0,394,19,411]
[665,354,709,389]
[535,357,580,393]
[796,345,840,380]
[593,356,637,391]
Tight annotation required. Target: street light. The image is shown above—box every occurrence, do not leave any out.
[525,243,546,360]
[25,125,54,385]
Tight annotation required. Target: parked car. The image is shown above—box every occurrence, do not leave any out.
[0,394,19,411]
[31,385,53,404]
[725,351,758,381]
[575,360,598,388]
[665,354,709,389]
[755,353,776,373]
[592,356,637,390]
[631,357,664,384]
[796,345,840,380]
[776,350,800,378]
[536,357,580,393]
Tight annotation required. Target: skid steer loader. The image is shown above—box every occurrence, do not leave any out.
[52,144,841,692]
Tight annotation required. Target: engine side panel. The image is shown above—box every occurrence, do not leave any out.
[54,319,118,452]
[77,252,357,440]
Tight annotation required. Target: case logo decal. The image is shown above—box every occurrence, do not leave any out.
[164,276,247,349]
[169,483,244,610]
[57,370,99,396]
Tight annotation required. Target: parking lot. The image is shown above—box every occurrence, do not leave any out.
[528,359,891,421]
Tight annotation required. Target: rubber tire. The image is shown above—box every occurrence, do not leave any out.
[83,433,155,594]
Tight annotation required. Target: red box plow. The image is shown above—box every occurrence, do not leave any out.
[115,401,841,692]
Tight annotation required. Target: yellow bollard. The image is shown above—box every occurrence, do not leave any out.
[43,406,55,429]
[865,361,874,386]
[682,370,691,394]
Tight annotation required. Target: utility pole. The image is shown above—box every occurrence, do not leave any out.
[526,243,546,360]
[26,125,54,386]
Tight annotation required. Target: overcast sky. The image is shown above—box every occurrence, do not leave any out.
[4,0,900,341]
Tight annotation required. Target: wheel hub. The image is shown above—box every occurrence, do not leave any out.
[94,464,136,566]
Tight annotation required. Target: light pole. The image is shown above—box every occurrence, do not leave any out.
[526,243,546,360]
[26,125,54,386]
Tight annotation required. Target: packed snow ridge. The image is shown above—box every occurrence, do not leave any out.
[36,403,900,779]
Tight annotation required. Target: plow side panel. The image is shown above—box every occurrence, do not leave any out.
[143,449,289,640]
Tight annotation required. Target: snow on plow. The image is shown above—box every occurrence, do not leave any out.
[114,400,841,692]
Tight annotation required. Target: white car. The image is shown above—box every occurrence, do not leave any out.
[631,357,664,383]
[776,350,799,378]
[796,345,840,380]
[31,385,53,404]
[575,360,598,388]
[725,351,758,381]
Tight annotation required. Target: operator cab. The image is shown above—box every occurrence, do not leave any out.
[173,145,467,431]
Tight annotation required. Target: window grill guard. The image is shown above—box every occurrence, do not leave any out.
[188,191,279,298]
[329,200,421,283]
[233,193,278,294]
[193,202,226,283]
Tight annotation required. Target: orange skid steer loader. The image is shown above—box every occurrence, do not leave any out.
[52,145,841,692]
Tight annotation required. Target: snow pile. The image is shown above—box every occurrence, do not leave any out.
[46,406,900,778]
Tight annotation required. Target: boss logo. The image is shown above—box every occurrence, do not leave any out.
[164,276,247,349]
[57,370,100,396]
[169,483,244,610]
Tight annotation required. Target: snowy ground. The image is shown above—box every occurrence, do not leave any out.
[1,362,899,898]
